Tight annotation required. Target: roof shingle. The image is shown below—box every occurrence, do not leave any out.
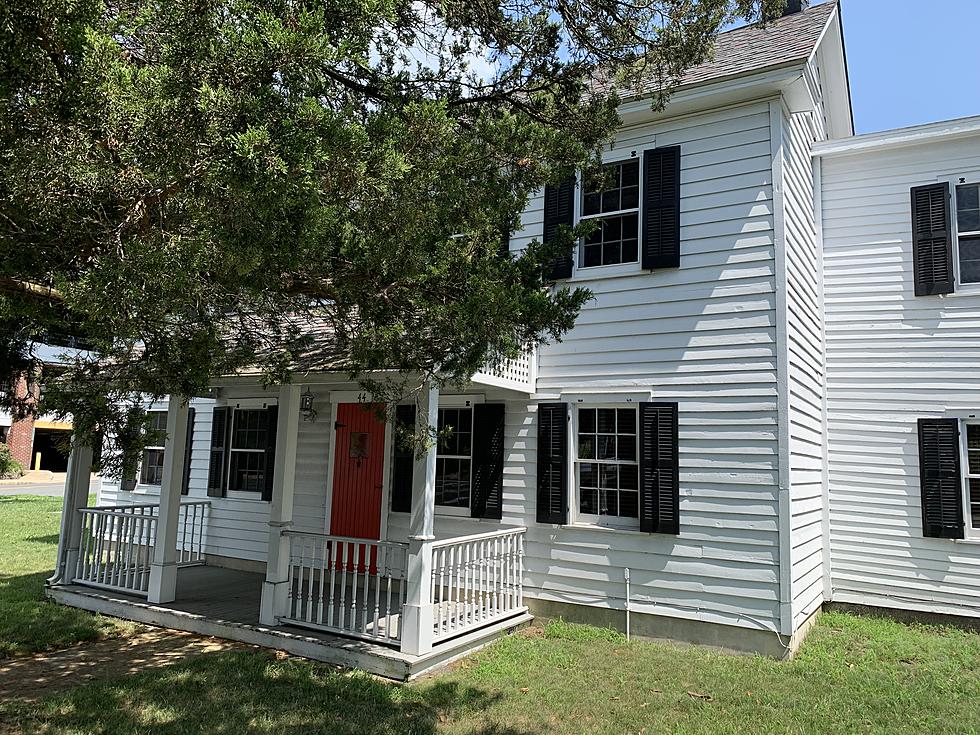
[627,1,837,99]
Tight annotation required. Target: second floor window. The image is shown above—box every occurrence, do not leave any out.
[580,159,640,268]
[139,411,168,485]
[956,184,980,284]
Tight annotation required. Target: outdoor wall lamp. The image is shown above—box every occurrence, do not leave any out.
[300,387,317,422]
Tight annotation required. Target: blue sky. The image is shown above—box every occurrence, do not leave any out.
[839,0,980,133]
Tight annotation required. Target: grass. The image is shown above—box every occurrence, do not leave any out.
[3,493,979,733]
[5,618,980,733]
[0,494,139,658]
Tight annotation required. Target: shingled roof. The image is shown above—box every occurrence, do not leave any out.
[625,0,838,99]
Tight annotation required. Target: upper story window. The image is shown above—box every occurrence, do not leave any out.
[576,407,639,524]
[228,408,270,493]
[139,410,168,486]
[956,184,980,284]
[435,407,473,511]
[580,159,640,268]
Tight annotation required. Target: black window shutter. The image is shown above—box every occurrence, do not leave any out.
[391,404,416,513]
[639,402,679,534]
[206,406,229,497]
[918,418,964,538]
[536,402,568,524]
[472,404,505,520]
[499,221,511,259]
[262,405,279,502]
[543,178,575,280]
[121,454,138,492]
[642,146,682,270]
[911,183,954,296]
[181,407,195,495]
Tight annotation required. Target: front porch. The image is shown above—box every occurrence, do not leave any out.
[48,564,531,681]
[46,379,531,680]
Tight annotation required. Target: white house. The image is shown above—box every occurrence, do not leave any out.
[48,0,980,679]
[816,116,980,623]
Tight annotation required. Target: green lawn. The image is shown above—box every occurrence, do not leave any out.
[0,494,138,657]
[3,494,980,734]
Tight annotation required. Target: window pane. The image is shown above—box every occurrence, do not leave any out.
[958,184,979,211]
[583,243,602,267]
[438,408,472,457]
[959,237,980,283]
[435,457,471,507]
[584,191,601,217]
[968,425,980,450]
[597,435,617,460]
[597,409,616,433]
[578,435,596,460]
[580,488,598,515]
[602,188,620,213]
[579,409,596,434]
[141,449,165,485]
[598,488,618,516]
[619,491,639,518]
[232,409,268,451]
[579,462,598,488]
[229,450,266,492]
[969,451,980,476]
[959,209,980,234]
[621,160,639,187]
[617,409,636,434]
[971,478,980,527]
[619,464,638,490]
[957,185,980,232]
[148,411,168,434]
[618,436,636,462]
[600,464,618,489]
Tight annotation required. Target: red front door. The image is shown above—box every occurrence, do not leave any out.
[330,403,386,540]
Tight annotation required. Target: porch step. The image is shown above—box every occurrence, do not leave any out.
[46,583,531,682]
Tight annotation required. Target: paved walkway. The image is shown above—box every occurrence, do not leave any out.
[0,629,246,704]
[0,474,99,497]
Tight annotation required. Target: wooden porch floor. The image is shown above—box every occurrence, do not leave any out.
[47,565,531,681]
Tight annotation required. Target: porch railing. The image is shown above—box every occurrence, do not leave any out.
[471,349,536,393]
[72,501,210,595]
[281,531,409,644]
[430,527,526,642]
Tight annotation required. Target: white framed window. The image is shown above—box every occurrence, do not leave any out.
[579,158,641,269]
[574,406,640,528]
[955,183,980,286]
[227,408,270,494]
[435,407,472,515]
[138,411,168,486]
[962,420,980,539]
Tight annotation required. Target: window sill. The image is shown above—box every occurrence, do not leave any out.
[940,285,980,298]
[570,262,643,282]
[434,507,472,519]
[561,521,642,535]
[954,537,980,546]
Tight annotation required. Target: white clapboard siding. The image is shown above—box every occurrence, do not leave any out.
[780,106,826,628]
[821,131,980,618]
[420,101,786,635]
[99,398,272,563]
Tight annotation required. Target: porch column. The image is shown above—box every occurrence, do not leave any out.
[401,381,439,656]
[54,440,93,584]
[147,396,189,604]
[259,383,301,626]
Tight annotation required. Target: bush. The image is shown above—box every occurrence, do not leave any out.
[0,443,25,479]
